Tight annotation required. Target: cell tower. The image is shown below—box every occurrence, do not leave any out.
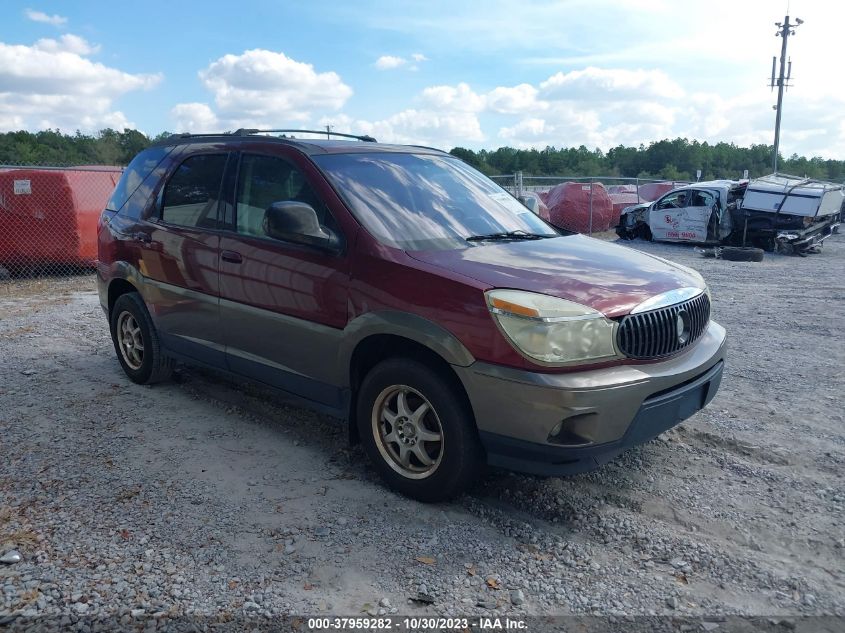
[769,15,803,173]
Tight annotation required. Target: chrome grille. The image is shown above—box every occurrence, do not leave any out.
[617,292,710,360]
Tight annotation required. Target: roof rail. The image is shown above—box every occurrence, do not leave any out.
[233,128,377,143]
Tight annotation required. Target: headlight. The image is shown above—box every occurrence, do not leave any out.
[485,289,618,365]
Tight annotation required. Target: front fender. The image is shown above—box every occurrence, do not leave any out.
[338,311,476,379]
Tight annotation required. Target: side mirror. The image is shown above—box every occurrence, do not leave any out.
[263,201,340,250]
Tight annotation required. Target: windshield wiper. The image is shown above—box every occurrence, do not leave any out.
[465,230,552,242]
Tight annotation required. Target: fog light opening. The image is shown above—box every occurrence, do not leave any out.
[548,412,599,446]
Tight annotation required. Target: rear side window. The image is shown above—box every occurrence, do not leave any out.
[106,146,173,212]
[161,154,228,229]
[691,190,717,208]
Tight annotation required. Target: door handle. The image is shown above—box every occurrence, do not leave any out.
[221,250,243,264]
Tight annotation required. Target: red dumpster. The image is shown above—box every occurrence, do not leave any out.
[0,168,119,268]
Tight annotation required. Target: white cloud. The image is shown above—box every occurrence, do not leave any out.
[375,53,429,71]
[170,103,219,133]
[539,67,683,101]
[492,69,845,157]
[25,8,67,26]
[321,109,484,149]
[171,49,352,131]
[34,34,100,56]
[375,55,406,70]
[499,108,603,148]
[0,37,161,132]
[486,84,542,114]
[420,82,485,112]
[318,81,487,148]
[499,117,549,141]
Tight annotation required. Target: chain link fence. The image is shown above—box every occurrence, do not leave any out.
[491,172,690,235]
[0,164,122,287]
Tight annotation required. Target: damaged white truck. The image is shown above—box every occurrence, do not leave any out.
[616,173,843,256]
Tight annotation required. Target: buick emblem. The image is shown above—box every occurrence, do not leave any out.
[676,310,690,344]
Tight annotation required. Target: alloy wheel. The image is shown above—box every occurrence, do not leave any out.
[116,311,144,370]
[371,385,444,479]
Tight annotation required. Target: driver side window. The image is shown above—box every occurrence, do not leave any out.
[655,192,687,210]
[235,154,336,239]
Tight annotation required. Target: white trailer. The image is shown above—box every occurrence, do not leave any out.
[740,173,843,218]
[735,173,843,253]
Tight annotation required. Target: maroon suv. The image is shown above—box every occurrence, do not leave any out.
[97,130,726,501]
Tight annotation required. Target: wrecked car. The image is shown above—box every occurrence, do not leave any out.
[616,180,742,244]
[617,174,843,255]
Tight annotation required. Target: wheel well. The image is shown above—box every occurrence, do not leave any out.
[107,279,138,317]
[347,334,473,445]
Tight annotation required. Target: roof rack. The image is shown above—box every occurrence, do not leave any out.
[232,128,378,143]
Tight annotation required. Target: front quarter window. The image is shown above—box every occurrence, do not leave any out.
[313,152,557,250]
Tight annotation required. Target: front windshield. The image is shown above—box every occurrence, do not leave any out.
[313,152,558,250]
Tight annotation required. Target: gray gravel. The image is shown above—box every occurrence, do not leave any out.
[0,235,843,621]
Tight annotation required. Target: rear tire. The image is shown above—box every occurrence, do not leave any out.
[110,292,173,385]
[356,358,484,502]
[719,246,764,262]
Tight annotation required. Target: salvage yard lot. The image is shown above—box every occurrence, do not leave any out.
[1,236,843,622]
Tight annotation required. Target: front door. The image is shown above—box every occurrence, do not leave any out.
[218,151,350,410]
[648,189,718,242]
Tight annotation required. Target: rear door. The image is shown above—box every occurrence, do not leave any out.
[140,150,231,366]
[217,149,351,410]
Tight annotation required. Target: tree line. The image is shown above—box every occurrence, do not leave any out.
[0,129,167,168]
[452,139,845,181]
[1,129,842,182]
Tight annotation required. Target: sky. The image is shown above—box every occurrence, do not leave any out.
[1,0,843,158]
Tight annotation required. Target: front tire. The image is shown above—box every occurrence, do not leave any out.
[356,359,483,502]
[110,292,173,385]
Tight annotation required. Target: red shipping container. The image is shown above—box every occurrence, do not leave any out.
[545,182,613,233]
[0,168,119,268]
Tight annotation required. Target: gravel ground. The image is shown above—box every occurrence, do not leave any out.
[1,235,843,627]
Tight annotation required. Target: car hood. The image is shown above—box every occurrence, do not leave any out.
[408,234,704,317]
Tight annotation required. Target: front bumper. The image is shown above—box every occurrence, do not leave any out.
[454,321,726,476]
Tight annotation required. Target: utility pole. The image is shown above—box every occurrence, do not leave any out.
[770,15,802,173]
[325,124,333,139]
